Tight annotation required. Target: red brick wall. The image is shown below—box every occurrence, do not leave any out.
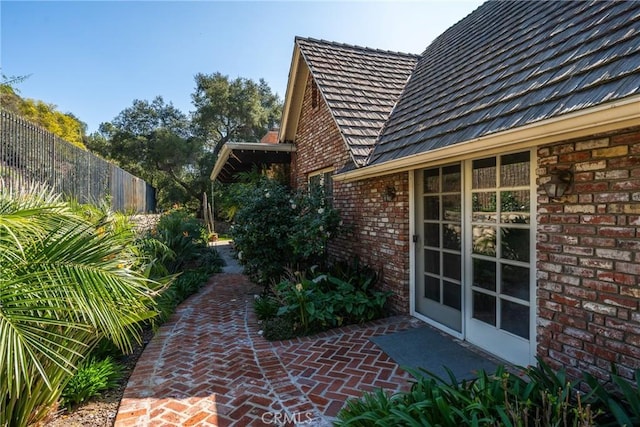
[292,74,411,313]
[537,128,640,380]
[330,175,411,313]
[290,75,351,186]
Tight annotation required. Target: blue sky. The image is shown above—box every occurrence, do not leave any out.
[2,1,484,134]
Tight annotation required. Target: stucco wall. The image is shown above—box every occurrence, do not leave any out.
[536,127,640,380]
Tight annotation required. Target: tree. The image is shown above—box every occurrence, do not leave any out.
[192,72,282,154]
[93,74,283,210]
[18,99,87,148]
[87,96,201,207]
[0,77,87,149]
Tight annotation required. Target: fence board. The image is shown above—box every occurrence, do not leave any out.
[0,109,155,212]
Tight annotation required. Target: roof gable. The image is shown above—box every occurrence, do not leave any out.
[372,1,640,165]
[289,37,418,167]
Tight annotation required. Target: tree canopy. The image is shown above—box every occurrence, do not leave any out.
[87,73,282,210]
[192,72,281,154]
[0,84,87,149]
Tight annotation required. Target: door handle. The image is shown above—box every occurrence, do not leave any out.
[413,235,419,243]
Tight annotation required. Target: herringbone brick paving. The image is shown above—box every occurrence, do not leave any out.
[115,272,423,426]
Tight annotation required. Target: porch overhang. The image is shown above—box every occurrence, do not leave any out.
[210,142,296,183]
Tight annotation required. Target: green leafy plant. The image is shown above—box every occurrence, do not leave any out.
[61,357,123,408]
[260,266,391,339]
[173,270,210,302]
[229,175,341,284]
[0,185,160,427]
[254,295,280,321]
[336,362,601,427]
[583,367,640,426]
[154,206,208,272]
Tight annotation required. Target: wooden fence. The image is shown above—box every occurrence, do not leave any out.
[0,109,155,212]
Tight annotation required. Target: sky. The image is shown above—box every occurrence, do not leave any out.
[1,0,484,134]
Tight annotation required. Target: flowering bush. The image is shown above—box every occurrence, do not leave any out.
[230,176,341,283]
[289,183,341,261]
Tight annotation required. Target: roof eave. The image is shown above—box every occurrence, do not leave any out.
[280,43,309,143]
[335,95,640,182]
[210,143,233,181]
[210,142,297,182]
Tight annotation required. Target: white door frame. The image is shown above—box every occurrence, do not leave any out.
[410,166,464,340]
[409,148,537,366]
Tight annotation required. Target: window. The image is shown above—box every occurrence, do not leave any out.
[308,168,333,204]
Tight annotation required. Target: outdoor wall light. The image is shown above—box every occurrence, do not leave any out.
[382,186,397,202]
[544,168,573,199]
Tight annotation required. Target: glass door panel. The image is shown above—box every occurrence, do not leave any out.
[415,164,462,333]
[466,151,534,366]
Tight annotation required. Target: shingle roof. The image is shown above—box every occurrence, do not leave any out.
[371,1,640,165]
[296,37,418,167]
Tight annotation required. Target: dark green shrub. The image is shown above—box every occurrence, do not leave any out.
[229,176,341,284]
[173,270,210,301]
[336,363,598,426]
[62,357,123,408]
[329,257,378,292]
[155,285,179,324]
[260,267,392,339]
[254,295,280,321]
[263,317,296,341]
[230,178,296,283]
[154,207,207,272]
[196,247,225,274]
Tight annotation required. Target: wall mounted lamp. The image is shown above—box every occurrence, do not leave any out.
[382,186,397,202]
[544,169,573,199]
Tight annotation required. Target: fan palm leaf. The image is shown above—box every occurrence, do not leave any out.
[0,185,159,427]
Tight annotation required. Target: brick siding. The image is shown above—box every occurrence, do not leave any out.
[330,175,411,314]
[292,74,411,314]
[537,128,640,380]
[290,72,640,376]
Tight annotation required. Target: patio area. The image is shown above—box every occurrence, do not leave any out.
[114,242,490,426]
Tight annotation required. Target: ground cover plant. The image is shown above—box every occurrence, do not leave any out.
[61,357,123,408]
[255,261,392,340]
[335,358,640,427]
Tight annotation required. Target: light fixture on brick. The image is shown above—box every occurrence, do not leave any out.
[382,185,396,202]
[544,168,572,199]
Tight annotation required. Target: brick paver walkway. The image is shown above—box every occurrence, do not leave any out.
[115,272,424,426]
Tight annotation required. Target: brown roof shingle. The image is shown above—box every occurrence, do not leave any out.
[296,37,418,167]
[372,1,640,165]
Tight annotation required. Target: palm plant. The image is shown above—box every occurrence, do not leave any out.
[0,185,159,427]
